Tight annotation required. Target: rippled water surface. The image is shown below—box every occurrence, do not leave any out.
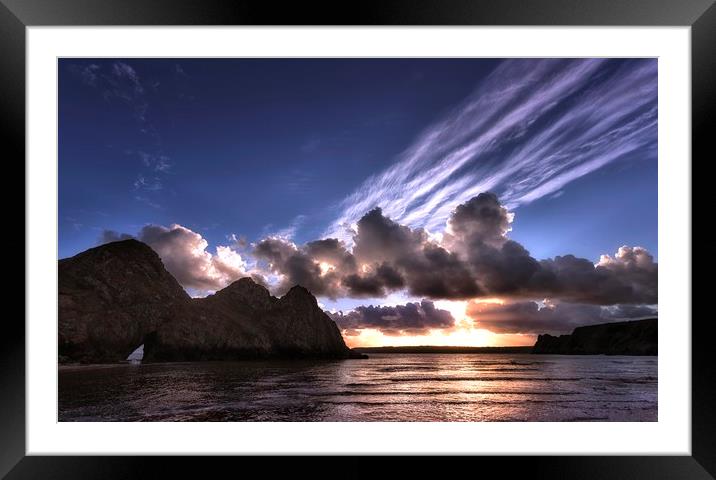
[58,354,657,421]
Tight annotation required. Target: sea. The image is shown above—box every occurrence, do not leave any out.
[58,353,657,422]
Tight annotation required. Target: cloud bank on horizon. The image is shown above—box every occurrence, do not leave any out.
[100,191,658,338]
[326,58,657,240]
[252,193,657,305]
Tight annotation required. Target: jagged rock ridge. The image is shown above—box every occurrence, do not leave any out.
[59,239,362,363]
[532,318,657,355]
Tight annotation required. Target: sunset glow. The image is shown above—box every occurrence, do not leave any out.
[342,327,535,348]
[342,298,535,348]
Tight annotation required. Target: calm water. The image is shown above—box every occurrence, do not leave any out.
[58,354,657,422]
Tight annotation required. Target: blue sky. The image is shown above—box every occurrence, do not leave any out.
[60,59,500,258]
[59,58,657,343]
[60,58,656,260]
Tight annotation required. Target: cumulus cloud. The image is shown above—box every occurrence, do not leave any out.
[253,206,483,300]
[595,246,658,301]
[250,192,657,305]
[253,236,355,298]
[466,300,657,334]
[98,192,657,311]
[444,192,514,249]
[100,224,249,292]
[353,208,481,299]
[138,224,250,291]
[329,300,456,336]
[531,247,658,305]
[353,207,428,264]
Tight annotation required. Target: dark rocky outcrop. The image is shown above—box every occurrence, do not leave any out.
[532,318,657,355]
[59,239,364,363]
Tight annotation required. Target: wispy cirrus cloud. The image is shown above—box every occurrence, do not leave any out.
[69,63,101,87]
[262,214,308,241]
[133,174,163,191]
[69,61,178,208]
[326,59,657,239]
[134,195,163,210]
[101,61,149,122]
[133,150,172,173]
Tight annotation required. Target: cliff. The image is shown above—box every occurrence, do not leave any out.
[532,318,657,355]
[58,239,362,363]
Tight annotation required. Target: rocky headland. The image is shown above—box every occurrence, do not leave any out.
[58,239,365,363]
[532,318,657,355]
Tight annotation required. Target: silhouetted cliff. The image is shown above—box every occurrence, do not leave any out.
[532,318,657,355]
[59,240,363,363]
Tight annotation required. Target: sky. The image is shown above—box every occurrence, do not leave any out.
[59,58,658,347]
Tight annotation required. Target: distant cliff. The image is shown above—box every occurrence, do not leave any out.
[59,239,362,363]
[532,318,657,355]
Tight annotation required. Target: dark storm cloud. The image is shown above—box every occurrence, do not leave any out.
[440,193,656,304]
[253,236,353,298]
[466,239,542,296]
[305,238,357,272]
[442,193,554,298]
[329,300,456,336]
[253,236,298,267]
[594,246,658,303]
[466,300,657,334]
[252,207,482,300]
[527,246,658,305]
[352,207,481,299]
[342,263,404,297]
[398,243,481,299]
[250,192,657,305]
[352,207,428,264]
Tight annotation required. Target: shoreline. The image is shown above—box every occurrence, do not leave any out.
[59,350,658,371]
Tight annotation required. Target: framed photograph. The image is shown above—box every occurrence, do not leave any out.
[4,0,713,477]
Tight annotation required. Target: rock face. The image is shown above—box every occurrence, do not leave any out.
[59,239,192,363]
[59,239,360,363]
[532,318,657,355]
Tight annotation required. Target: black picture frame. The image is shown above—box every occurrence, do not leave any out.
[2,0,712,477]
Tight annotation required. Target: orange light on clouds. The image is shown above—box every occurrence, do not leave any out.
[343,327,535,348]
[342,298,535,348]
